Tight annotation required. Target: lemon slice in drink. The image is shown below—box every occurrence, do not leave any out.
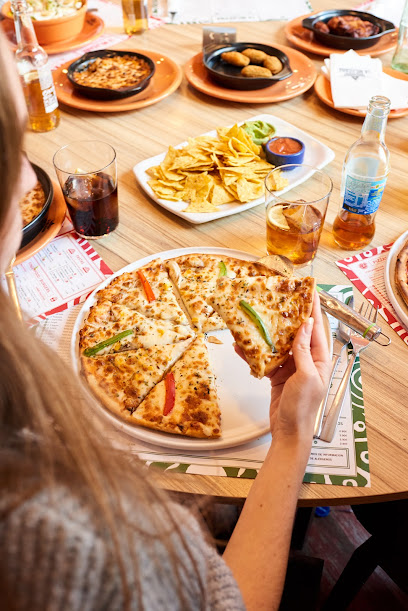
[267,205,290,230]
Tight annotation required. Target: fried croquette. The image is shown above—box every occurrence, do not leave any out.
[263,56,283,75]
[241,48,268,65]
[241,65,273,78]
[221,51,250,67]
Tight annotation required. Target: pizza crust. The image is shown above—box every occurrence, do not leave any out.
[395,239,408,309]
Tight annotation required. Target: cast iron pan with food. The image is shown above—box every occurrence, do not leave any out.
[20,164,53,249]
[204,43,292,91]
[302,10,395,50]
[67,50,156,100]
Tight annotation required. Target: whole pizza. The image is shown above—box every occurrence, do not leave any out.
[79,254,315,438]
[395,238,408,309]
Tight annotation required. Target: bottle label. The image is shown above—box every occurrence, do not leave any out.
[37,66,59,113]
[342,174,387,214]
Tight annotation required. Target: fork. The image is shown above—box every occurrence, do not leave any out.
[314,296,353,438]
[319,302,377,443]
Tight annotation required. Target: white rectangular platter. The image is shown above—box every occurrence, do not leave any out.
[133,113,335,224]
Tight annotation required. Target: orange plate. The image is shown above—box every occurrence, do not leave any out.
[54,50,182,112]
[284,13,398,57]
[184,45,316,103]
[1,12,104,55]
[314,68,408,119]
[16,181,66,266]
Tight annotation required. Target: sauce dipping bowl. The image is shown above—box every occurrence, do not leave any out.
[264,137,305,168]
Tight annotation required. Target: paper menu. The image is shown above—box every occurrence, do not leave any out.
[3,230,113,325]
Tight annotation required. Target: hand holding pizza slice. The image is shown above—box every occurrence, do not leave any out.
[208,275,316,378]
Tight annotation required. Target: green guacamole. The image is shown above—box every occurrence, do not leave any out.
[242,120,276,146]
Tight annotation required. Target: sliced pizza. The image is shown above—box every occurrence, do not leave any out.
[208,275,315,378]
[81,338,194,419]
[395,238,408,309]
[167,254,280,332]
[129,334,221,438]
[19,180,46,227]
[95,258,189,325]
[79,300,194,356]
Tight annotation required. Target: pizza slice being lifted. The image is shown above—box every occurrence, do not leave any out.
[81,338,194,420]
[129,334,221,438]
[208,275,315,378]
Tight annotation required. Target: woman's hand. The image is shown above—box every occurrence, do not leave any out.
[267,292,331,443]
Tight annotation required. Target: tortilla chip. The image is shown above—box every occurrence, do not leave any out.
[146,122,285,212]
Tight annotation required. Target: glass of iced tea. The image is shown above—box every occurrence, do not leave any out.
[53,141,118,239]
[265,164,333,268]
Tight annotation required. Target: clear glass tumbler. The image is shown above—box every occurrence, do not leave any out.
[53,141,119,239]
[265,164,333,268]
[121,0,148,34]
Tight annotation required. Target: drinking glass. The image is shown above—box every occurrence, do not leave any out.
[53,141,119,239]
[265,164,332,268]
[121,0,148,34]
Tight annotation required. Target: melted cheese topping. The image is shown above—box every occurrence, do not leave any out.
[73,55,152,90]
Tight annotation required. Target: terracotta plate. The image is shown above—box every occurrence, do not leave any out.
[1,12,105,55]
[16,181,66,265]
[54,50,182,112]
[184,45,316,103]
[284,13,398,57]
[314,68,408,119]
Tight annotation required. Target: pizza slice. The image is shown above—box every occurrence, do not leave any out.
[167,254,280,333]
[79,300,194,356]
[81,338,194,419]
[208,275,315,378]
[95,258,189,325]
[129,334,221,438]
[395,238,408,309]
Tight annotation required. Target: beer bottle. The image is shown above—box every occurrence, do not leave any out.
[333,96,390,250]
[13,0,60,132]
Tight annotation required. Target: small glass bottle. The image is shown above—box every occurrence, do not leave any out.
[391,0,408,73]
[13,0,60,132]
[332,96,390,250]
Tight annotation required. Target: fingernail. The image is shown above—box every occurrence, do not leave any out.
[305,317,314,333]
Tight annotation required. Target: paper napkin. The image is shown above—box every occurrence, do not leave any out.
[323,50,408,110]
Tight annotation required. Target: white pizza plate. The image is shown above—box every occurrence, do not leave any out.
[72,247,332,451]
[384,230,408,329]
[133,113,335,224]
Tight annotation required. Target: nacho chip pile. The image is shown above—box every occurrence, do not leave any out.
[147,124,288,213]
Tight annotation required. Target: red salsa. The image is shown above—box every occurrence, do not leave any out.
[268,137,302,155]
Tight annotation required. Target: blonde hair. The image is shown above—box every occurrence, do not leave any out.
[0,33,205,609]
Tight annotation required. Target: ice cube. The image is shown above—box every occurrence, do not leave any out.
[283,203,321,234]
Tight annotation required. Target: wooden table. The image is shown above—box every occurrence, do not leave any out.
[24,1,408,506]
